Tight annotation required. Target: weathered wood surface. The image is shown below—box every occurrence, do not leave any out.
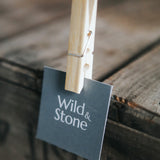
[0,61,159,160]
[0,0,71,41]
[0,0,160,80]
[105,45,160,139]
[0,0,160,159]
[0,75,83,160]
[104,120,160,160]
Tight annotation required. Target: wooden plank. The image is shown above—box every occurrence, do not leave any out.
[0,80,83,160]
[104,120,160,160]
[1,50,160,140]
[0,69,159,160]
[0,0,160,80]
[0,0,71,41]
[0,0,160,159]
[104,45,160,138]
[0,0,160,140]
[1,53,160,159]
[0,58,40,91]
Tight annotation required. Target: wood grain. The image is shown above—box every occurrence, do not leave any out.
[104,45,160,138]
[0,69,159,160]
[0,0,71,41]
[0,79,84,160]
[0,0,160,159]
[104,119,160,160]
[0,0,160,81]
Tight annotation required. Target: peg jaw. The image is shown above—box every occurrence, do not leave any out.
[65,52,93,94]
[65,0,98,94]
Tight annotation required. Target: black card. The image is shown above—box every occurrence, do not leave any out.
[36,66,112,160]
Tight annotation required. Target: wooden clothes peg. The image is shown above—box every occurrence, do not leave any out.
[65,0,98,94]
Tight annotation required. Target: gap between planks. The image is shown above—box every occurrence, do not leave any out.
[98,37,160,82]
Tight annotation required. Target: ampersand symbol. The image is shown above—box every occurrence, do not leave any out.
[84,112,91,122]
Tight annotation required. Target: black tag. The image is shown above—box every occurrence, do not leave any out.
[36,66,112,160]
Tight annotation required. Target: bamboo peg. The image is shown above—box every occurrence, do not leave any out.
[65,0,98,94]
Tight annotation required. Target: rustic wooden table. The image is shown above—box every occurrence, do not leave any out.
[0,0,160,160]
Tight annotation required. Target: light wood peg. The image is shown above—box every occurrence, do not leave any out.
[65,0,98,94]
